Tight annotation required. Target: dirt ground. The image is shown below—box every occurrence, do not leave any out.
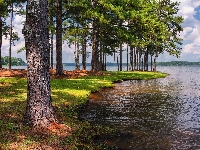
[0,68,96,78]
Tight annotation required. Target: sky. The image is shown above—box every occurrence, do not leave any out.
[2,0,200,63]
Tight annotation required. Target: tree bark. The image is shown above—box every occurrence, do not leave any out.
[117,56,119,71]
[49,7,54,69]
[134,47,136,70]
[130,46,133,71]
[9,3,14,70]
[82,35,86,70]
[91,1,99,73]
[145,48,149,71]
[75,40,80,70]
[0,16,2,68]
[50,31,53,69]
[22,0,57,128]
[91,22,99,72]
[119,43,122,71]
[56,0,64,75]
[151,55,153,71]
[99,41,103,71]
[104,52,106,71]
[154,47,157,72]
[126,45,128,71]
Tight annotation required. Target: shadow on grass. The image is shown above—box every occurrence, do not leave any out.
[0,77,119,149]
[0,71,168,149]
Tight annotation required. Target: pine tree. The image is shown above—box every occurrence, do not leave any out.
[22,0,57,128]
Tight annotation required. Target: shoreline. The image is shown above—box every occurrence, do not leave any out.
[0,70,168,149]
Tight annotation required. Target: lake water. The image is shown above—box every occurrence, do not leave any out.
[2,65,130,71]
[79,66,200,149]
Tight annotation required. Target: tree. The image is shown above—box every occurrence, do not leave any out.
[48,0,55,69]
[56,0,64,75]
[0,17,2,68]
[8,2,14,70]
[0,0,25,69]
[0,0,6,68]
[22,0,57,128]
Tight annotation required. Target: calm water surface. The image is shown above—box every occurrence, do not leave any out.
[79,66,200,149]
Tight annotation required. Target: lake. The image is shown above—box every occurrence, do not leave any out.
[79,66,200,149]
[2,65,133,71]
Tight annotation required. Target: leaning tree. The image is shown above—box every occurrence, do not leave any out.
[22,0,57,128]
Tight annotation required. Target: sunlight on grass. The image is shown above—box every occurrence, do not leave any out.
[0,71,168,149]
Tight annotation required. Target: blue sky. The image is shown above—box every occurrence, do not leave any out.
[2,0,200,63]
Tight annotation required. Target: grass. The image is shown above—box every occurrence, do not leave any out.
[0,71,168,149]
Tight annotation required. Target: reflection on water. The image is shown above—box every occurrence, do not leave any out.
[79,66,200,149]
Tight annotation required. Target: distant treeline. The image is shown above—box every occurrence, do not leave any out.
[1,56,26,66]
[156,61,200,66]
[63,61,200,67]
[2,60,199,67]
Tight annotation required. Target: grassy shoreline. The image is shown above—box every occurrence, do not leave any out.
[0,71,168,149]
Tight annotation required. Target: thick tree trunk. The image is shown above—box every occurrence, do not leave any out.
[91,1,99,73]
[0,17,2,68]
[91,22,99,73]
[56,0,64,75]
[22,0,57,128]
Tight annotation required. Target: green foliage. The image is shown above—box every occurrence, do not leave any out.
[61,0,183,59]
[1,56,25,66]
[17,46,26,53]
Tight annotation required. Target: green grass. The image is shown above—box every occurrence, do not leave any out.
[0,71,168,149]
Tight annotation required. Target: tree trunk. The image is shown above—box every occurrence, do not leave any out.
[9,3,14,70]
[154,47,157,72]
[50,32,53,69]
[75,40,80,70]
[102,50,105,71]
[117,56,119,71]
[82,35,86,70]
[99,41,103,71]
[91,1,99,73]
[22,0,57,128]
[130,46,133,71]
[49,0,54,69]
[145,48,149,71]
[136,47,139,70]
[141,58,144,71]
[126,45,128,71]
[134,47,136,70]
[56,0,64,75]
[104,52,106,71]
[49,9,54,69]
[151,55,153,71]
[119,43,122,71]
[0,16,2,68]
[91,22,99,72]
